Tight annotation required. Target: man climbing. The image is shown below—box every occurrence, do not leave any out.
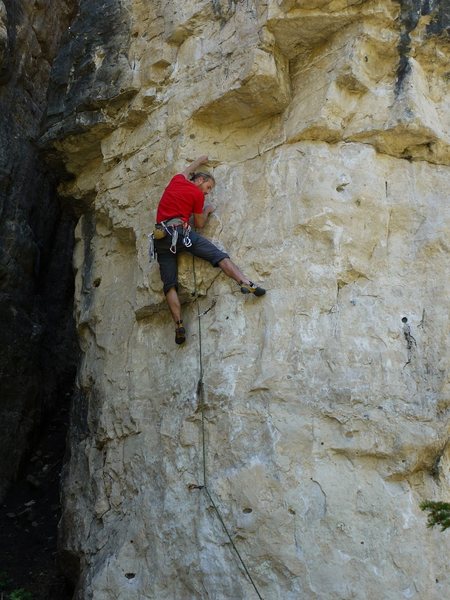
[153,155,265,345]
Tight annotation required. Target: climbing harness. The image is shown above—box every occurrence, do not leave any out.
[148,217,192,261]
[191,256,264,600]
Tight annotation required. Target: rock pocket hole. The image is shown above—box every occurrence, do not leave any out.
[243,507,253,514]
[125,573,136,580]
[93,278,101,288]
[402,317,408,323]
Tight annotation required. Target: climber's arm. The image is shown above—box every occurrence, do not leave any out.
[182,155,209,178]
[193,204,215,228]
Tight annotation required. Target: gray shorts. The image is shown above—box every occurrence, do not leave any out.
[155,227,229,294]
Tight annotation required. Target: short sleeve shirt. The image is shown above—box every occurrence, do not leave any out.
[156,174,205,223]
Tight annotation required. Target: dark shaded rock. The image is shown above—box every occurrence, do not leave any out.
[0,400,74,599]
[0,0,78,500]
[396,1,450,93]
[426,0,450,35]
[44,0,136,146]
[396,1,423,93]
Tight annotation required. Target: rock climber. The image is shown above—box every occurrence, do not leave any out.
[153,155,265,345]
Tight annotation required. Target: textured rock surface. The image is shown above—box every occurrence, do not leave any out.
[0,0,77,499]
[43,1,450,598]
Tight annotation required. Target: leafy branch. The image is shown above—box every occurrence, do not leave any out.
[420,500,450,532]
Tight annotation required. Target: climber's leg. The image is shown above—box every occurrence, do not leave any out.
[186,232,265,295]
[155,240,187,345]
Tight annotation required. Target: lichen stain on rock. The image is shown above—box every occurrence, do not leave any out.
[395,0,450,93]
[426,0,450,35]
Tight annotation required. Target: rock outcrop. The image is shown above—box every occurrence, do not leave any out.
[0,0,77,499]
[42,1,450,598]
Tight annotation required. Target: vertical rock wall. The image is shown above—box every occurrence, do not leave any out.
[44,1,450,598]
[0,0,77,498]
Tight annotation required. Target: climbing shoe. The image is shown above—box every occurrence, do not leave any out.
[239,281,266,297]
[175,320,186,345]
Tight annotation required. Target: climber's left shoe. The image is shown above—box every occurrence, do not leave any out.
[239,281,266,297]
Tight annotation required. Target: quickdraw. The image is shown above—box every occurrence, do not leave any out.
[169,224,179,254]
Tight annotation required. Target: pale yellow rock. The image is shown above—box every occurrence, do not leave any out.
[54,1,450,599]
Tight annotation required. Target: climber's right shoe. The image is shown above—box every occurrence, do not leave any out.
[239,281,266,297]
[175,320,186,345]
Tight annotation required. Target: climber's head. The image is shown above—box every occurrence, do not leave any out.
[190,172,215,195]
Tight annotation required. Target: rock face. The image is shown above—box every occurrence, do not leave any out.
[43,1,450,598]
[0,0,77,499]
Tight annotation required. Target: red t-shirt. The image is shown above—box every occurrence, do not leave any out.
[156,174,204,223]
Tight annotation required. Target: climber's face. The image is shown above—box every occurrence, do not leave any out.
[195,177,215,196]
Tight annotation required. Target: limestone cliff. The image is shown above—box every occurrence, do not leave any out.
[43,1,450,598]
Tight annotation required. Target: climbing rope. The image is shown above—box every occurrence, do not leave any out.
[191,256,264,600]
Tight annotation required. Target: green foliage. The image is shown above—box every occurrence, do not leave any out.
[8,589,33,600]
[420,500,450,532]
[0,570,13,590]
[0,571,33,599]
